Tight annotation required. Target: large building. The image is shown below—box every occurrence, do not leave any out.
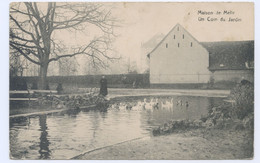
[147,23,254,87]
[148,24,211,85]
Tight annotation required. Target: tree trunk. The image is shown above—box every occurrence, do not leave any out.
[39,63,48,90]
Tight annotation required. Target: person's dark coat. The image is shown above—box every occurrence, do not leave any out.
[99,78,108,96]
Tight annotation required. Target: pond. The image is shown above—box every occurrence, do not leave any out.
[10,95,223,159]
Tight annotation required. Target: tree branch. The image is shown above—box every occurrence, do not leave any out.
[48,46,91,63]
[10,2,119,74]
[10,15,35,37]
[10,32,34,43]
[10,43,41,65]
[10,40,39,49]
[10,7,34,16]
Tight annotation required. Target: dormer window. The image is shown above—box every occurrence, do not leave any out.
[177,27,179,31]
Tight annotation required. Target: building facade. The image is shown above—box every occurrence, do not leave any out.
[147,24,254,87]
[148,24,211,85]
[202,40,254,84]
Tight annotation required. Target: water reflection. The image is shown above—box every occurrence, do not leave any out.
[139,96,222,131]
[10,95,223,159]
[10,116,30,128]
[66,108,80,117]
[100,111,108,120]
[89,111,101,148]
[38,115,50,159]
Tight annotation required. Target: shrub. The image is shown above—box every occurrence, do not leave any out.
[229,80,254,120]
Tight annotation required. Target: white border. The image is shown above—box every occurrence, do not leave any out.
[1,1,259,163]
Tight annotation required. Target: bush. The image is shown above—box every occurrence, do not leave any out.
[229,80,254,120]
[10,74,150,90]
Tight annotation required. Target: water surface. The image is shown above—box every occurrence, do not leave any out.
[10,95,223,159]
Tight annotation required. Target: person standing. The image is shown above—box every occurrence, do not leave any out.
[99,76,108,96]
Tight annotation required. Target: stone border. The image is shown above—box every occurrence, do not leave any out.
[9,105,96,118]
[71,136,149,159]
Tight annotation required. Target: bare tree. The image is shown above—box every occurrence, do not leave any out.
[9,50,26,77]
[10,2,118,89]
[58,57,78,76]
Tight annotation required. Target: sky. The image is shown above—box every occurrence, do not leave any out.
[54,2,254,73]
[9,2,255,74]
[112,2,254,59]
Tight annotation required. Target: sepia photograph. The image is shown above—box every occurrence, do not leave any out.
[8,1,254,160]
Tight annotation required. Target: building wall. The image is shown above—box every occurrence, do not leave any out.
[138,34,165,73]
[212,70,254,83]
[149,24,211,84]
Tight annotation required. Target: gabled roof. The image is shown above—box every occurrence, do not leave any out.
[201,41,254,70]
[146,23,254,71]
[147,23,207,58]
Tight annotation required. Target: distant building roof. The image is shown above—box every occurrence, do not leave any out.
[201,41,254,71]
[146,24,254,71]
[142,33,165,49]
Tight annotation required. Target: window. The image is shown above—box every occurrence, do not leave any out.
[174,35,175,39]
[177,27,179,31]
[166,43,168,48]
[183,34,184,39]
[190,42,193,47]
[178,43,180,47]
